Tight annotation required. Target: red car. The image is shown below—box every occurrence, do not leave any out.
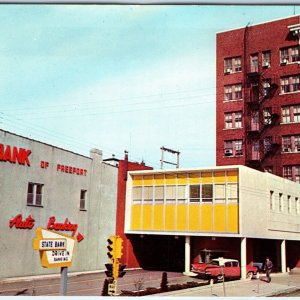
[191,257,258,283]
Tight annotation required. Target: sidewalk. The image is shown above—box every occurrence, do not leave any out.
[153,272,300,297]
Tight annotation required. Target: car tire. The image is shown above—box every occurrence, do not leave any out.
[246,272,254,280]
[217,274,224,281]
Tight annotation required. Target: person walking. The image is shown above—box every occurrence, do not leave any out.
[264,257,273,283]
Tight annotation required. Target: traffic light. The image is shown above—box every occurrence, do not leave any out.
[118,264,126,278]
[115,236,123,259]
[105,263,113,277]
[107,236,116,260]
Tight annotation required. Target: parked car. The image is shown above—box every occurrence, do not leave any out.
[191,257,258,283]
[253,262,264,273]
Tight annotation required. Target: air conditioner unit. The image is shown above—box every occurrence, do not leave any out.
[224,68,232,74]
[283,148,291,152]
[224,149,233,156]
[281,58,288,65]
[262,61,270,67]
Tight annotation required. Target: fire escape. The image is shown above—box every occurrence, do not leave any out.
[245,66,279,171]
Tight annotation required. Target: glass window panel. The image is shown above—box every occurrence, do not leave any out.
[166,185,176,200]
[189,185,200,202]
[132,187,142,200]
[215,184,226,199]
[202,184,213,202]
[227,183,238,202]
[144,186,153,201]
[154,186,164,201]
[177,185,186,200]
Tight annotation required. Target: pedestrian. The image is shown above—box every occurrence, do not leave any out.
[264,257,273,283]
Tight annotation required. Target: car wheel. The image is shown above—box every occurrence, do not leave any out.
[217,274,224,281]
[246,272,253,280]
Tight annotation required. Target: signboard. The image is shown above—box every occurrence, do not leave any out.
[33,228,76,268]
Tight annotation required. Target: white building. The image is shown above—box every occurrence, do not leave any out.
[0,129,118,278]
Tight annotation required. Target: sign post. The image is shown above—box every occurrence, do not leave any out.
[33,228,76,296]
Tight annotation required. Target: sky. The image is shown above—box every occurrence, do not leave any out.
[1,4,300,169]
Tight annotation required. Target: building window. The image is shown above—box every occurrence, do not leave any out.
[282,135,300,152]
[177,185,186,203]
[283,166,293,181]
[296,197,299,215]
[263,136,273,153]
[280,46,300,64]
[264,166,273,174]
[282,104,300,123]
[132,186,142,203]
[144,186,153,202]
[263,80,271,96]
[283,165,300,183]
[287,195,291,213]
[270,191,274,210]
[27,183,43,206]
[202,184,213,203]
[296,166,300,183]
[224,84,242,101]
[189,185,200,202]
[224,111,242,129]
[279,193,283,212]
[263,108,272,125]
[166,185,175,202]
[262,51,271,67]
[280,75,300,94]
[250,53,258,72]
[227,183,238,203]
[224,140,243,157]
[215,184,226,203]
[80,190,87,210]
[224,56,242,74]
[154,186,164,203]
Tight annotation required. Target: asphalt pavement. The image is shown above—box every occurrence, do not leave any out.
[153,270,300,297]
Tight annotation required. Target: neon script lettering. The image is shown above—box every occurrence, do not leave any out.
[47,216,78,236]
[9,214,35,229]
[0,144,31,166]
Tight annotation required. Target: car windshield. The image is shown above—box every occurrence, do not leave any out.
[210,260,220,266]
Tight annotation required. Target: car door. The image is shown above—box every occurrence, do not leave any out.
[231,260,240,277]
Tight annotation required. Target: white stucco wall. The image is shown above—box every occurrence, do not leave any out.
[0,130,117,278]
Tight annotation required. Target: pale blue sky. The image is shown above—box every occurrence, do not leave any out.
[1,5,299,168]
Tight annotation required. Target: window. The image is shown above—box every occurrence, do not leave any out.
[189,185,200,202]
[224,84,242,101]
[283,165,300,183]
[263,80,271,97]
[144,186,153,202]
[154,186,164,203]
[270,191,274,210]
[264,166,273,174]
[132,186,142,203]
[202,184,213,203]
[80,190,87,210]
[224,56,242,74]
[262,51,271,67]
[224,140,243,156]
[282,104,300,123]
[224,111,242,129]
[27,183,43,206]
[227,183,238,203]
[250,53,258,72]
[287,195,291,213]
[279,193,283,211]
[282,136,292,152]
[215,184,226,203]
[296,166,300,183]
[296,197,299,215]
[283,166,293,181]
[280,75,300,94]
[177,185,186,202]
[264,136,272,153]
[166,185,175,202]
[263,108,272,125]
[279,47,300,64]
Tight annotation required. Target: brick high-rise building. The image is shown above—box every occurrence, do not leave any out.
[216,15,300,182]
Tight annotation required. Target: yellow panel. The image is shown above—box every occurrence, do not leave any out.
[227,204,239,233]
[132,175,143,186]
[131,205,142,230]
[176,204,187,231]
[213,204,226,232]
[165,174,176,185]
[201,172,213,183]
[154,174,164,185]
[201,204,213,232]
[214,171,226,183]
[188,204,201,231]
[142,205,153,230]
[143,175,153,185]
[227,170,238,183]
[165,205,175,231]
[188,173,201,184]
[177,173,188,184]
[153,205,164,230]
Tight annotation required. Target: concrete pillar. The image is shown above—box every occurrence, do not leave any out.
[183,236,191,275]
[281,240,287,273]
[240,237,247,279]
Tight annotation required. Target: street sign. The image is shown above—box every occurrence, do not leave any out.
[33,228,76,268]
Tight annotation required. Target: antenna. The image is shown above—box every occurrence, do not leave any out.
[160,146,180,169]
